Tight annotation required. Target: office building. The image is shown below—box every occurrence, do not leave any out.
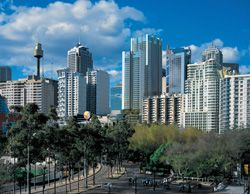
[57,68,86,118]
[183,45,222,132]
[0,76,58,114]
[142,94,183,127]
[219,74,250,133]
[111,83,122,110]
[86,69,110,115]
[122,34,162,111]
[0,66,11,82]
[67,43,93,76]
[162,69,166,94]
[166,47,191,94]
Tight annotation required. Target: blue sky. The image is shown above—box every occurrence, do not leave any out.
[0,0,250,86]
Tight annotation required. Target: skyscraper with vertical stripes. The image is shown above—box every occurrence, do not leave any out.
[122,34,162,111]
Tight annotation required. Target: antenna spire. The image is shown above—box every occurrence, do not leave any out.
[78,28,81,44]
[41,57,44,78]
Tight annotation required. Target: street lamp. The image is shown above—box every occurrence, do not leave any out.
[153,167,157,191]
[41,161,46,194]
[54,159,57,194]
[83,157,88,188]
[134,176,137,194]
[27,132,36,194]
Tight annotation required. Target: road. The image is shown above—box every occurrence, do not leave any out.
[1,163,243,194]
[84,163,214,194]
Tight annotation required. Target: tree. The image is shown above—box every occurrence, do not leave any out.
[7,103,49,192]
[41,106,60,188]
[105,120,134,175]
[57,117,80,191]
[163,129,250,179]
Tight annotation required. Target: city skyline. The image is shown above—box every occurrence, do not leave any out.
[0,0,249,87]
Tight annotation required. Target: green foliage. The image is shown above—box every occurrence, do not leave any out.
[164,130,250,178]
[129,124,179,155]
[128,123,250,179]
[7,103,49,165]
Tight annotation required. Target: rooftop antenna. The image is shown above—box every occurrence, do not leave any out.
[78,29,81,44]
[50,58,53,79]
[41,57,44,79]
[166,43,170,51]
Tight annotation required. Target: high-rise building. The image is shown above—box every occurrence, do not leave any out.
[142,94,183,127]
[219,74,250,133]
[122,34,162,111]
[0,66,11,82]
[162,69,166,94]
[166,47,191,94]
[57,68,86,119]
[67,43,93,76]
[0,76,58,114]
[111,83,122,110]
[86,69,110,115]
[202,45,223,65]
[183,45,222,132]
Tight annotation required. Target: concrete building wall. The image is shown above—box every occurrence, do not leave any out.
[0,77,57,114]
[57,68,86,118]
[142,94,183,127]
[219,74,250,133]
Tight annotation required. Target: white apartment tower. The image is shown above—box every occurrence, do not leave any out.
[122,34,162,111]
[219,74,250,133]
[0,76,57,114]
[86,69,110,115]
[184,45,223,132]
[57,68,86,118]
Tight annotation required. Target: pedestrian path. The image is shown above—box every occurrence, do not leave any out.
[214,185,244,194]
[32,164,102,194]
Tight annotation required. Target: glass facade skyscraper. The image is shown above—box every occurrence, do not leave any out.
[122,34,162,110]
[67,43,93,76]
[166,47,191,94]
[86,69,110,115]
[0,66,11,82]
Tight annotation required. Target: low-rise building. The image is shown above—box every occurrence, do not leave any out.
[142,94,183,127]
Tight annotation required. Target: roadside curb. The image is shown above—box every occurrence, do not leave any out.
[69,185,101,194]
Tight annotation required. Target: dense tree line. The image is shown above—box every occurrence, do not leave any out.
[1,104,250,188]
[0,103,133,190]
[129,124,250,180]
